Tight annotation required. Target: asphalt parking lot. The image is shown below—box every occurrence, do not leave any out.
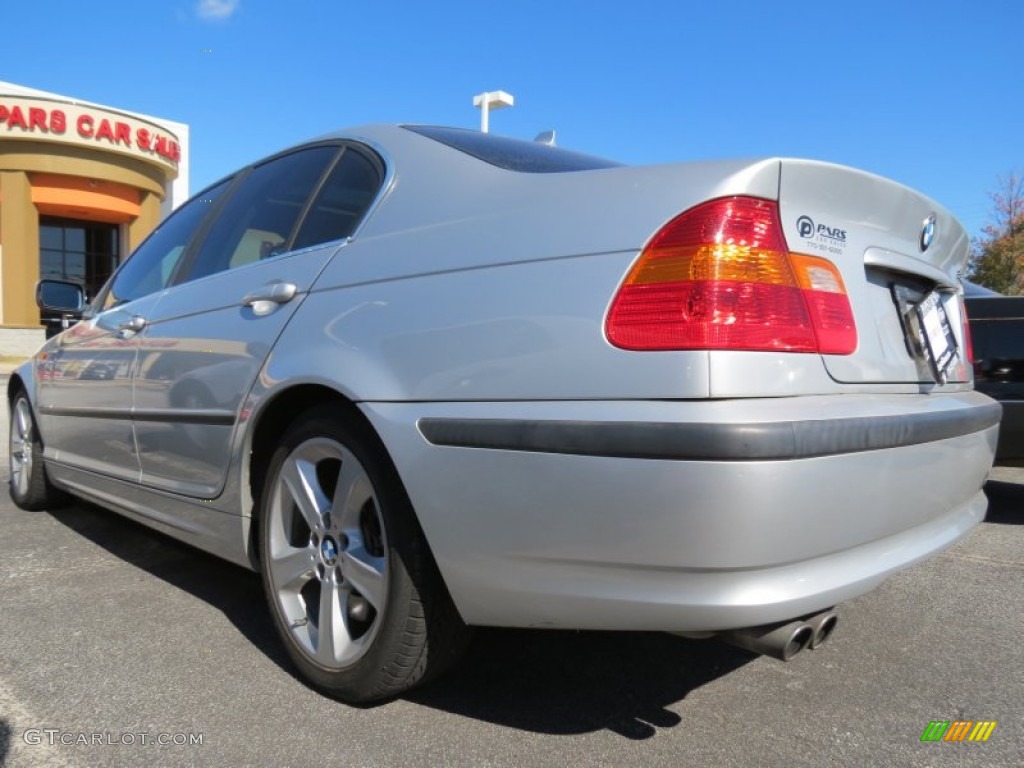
[0,382,1021,768]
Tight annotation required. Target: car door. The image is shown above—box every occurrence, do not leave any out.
[36,179,232,482]
[131,143,384,498]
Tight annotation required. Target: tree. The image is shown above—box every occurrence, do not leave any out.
[968,172,1024,295]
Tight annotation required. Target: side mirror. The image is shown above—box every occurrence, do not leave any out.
[37,279,85,313]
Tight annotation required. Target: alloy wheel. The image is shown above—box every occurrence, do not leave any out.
[265,437,389,668]
[10,398,34,499]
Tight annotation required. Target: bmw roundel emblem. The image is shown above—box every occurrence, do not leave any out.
[920,214,937,251]
[320,536,339,566]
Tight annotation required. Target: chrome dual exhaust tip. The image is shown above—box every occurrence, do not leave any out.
[713,608,838,661]
[805,608,838,650]
[717,620,813,661]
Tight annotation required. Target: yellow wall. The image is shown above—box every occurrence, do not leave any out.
[0,170,40,326]
[128,192,162,252]
[0,140,166,197]
[0,141,173,328]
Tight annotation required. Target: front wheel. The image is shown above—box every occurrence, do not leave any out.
[259,404,469,703]
[9,392,63,510]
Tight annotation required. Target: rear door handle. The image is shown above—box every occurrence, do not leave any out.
[243,282,298,314]
[117,315,147,334]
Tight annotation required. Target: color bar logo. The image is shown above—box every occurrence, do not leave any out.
[920,720,997,742]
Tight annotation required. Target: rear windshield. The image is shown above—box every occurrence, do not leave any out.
[404,125,623,173]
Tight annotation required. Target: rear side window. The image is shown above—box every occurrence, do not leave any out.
[186,146,337,282]
[404,125,623,173]
[292,147,381,250]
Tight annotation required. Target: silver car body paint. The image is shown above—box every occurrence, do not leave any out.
[10,123,999,630]
[36,293,163,482]
[131,238,342,497]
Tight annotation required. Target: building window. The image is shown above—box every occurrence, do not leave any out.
[39,217,120,302]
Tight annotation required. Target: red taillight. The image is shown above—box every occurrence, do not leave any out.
[606,197,857,354]
[962,300,975,366]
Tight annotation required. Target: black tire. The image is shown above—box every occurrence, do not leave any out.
[258,403,469,703]
[8,391,64,510]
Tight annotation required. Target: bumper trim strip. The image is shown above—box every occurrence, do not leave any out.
[418,403,1002,461]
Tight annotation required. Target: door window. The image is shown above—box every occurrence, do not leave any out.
[100,179,231,310]
[185,146,337,282]
[292,148,382,250]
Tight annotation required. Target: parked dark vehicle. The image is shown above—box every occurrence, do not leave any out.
[965,282,1024,463]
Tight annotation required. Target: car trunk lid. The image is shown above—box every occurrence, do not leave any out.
[778,159,971,384]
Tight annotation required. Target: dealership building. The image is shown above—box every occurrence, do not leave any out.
[0,81,188,354]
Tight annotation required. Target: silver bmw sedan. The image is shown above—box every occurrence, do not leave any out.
[8,125,999,703]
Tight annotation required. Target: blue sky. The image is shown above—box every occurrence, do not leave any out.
[2,0,1020,238]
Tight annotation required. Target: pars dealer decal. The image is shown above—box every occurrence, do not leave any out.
[796,214,847,256]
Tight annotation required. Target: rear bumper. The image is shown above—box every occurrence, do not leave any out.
[362,391,998,631]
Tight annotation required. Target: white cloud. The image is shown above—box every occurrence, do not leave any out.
[196,0,240,20]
